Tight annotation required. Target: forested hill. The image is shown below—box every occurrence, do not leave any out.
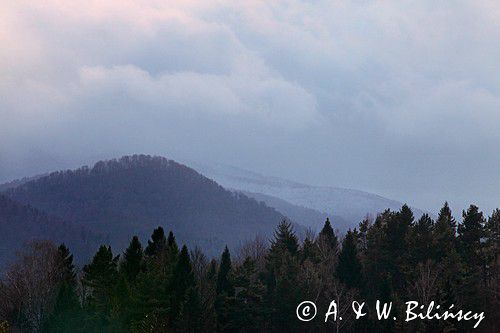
[0,194,100,267]
[4,155,289,256]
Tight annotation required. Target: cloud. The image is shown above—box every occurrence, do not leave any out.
[0,0,499,213]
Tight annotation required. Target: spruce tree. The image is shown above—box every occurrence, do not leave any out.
[270,220,299,255]
[170,245,195,324]
[411,214,434,263]
[433,202,457,261]
[120,236,144,282]
[57,244,76,286]
[457,205,486,309]
[43,282,84,332]
[216,246,234,296]
[82,245,119,326]
[337,230,362,289]
[318,218,338,252]
[458,205,485,269]
[265,221,302,331]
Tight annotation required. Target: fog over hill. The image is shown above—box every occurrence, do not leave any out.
[188,161,427,226]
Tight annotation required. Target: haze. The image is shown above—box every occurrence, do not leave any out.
[1,1,499,214]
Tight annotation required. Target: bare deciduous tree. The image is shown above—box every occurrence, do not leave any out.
[0,240,63,332]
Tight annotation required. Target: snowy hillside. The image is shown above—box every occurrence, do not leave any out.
[187,161,426,228]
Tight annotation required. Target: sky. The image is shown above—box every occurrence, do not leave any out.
[1,0,499,215]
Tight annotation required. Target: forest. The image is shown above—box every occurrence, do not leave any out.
[0,203,498,332]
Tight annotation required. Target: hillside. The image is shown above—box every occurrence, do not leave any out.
[4,155,288,256]
[238,190,350,232]
[0,194,100,268]
[188,161,427,225]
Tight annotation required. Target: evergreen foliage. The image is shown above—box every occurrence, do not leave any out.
[1,203,498,332]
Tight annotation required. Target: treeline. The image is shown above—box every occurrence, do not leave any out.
[0,203,498,332]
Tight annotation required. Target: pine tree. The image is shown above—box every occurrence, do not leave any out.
[120,236,144,282]
[337,230,362,289]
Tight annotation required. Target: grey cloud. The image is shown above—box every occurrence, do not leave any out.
[0,0,499,215]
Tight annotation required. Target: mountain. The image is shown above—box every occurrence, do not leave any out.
[0,194,100,268]
[238,190,350,232]
[3,155,289,257]
[188,161,427,227]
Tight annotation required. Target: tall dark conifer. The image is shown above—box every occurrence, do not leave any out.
[145,227,167,257]
[318,218,338,252]
[120,236,144,282]
[170,245,195,324]
[337,230,362,289]
[216,246,234,296]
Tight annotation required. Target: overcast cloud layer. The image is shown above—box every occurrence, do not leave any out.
[1,0,499,214]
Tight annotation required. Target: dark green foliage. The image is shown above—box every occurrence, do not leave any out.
[458,205,485,273]
[120,236,144,282]
[169,245,195,324]
[411,213,434,263]
[57,244,77,286]
[81,245,120,329]
[43,283,84,333]
[145,227,166,257]
[270,220,300,255]
[337,230,362,289]
[2,203,499,332]
[318,217,338,251]
[216,246,234,296]
[433,202,457,261]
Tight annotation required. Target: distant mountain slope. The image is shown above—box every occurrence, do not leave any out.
[0,194,100,268]
[188,162,426,226]
[4,155,288,256]
[238,190,349,232]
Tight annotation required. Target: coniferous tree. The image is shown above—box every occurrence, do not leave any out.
[120,236,144,282]
[411,214,434,264]
[318,218,338,252]
[265,220,302,331]
[433,202,457,261]
[458,205,485,270]
[44,245,82,332]
[270,220,299,255]
[43,283,84,333]
[301,236,319,263]
[458,205,486,310]
[57,244,76,286]
[216,246,234,296]
[385,206,413,292]
[82,245,120,329]
[170,245,195,325]
[337,230,362,289]
[145,227,167,257]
